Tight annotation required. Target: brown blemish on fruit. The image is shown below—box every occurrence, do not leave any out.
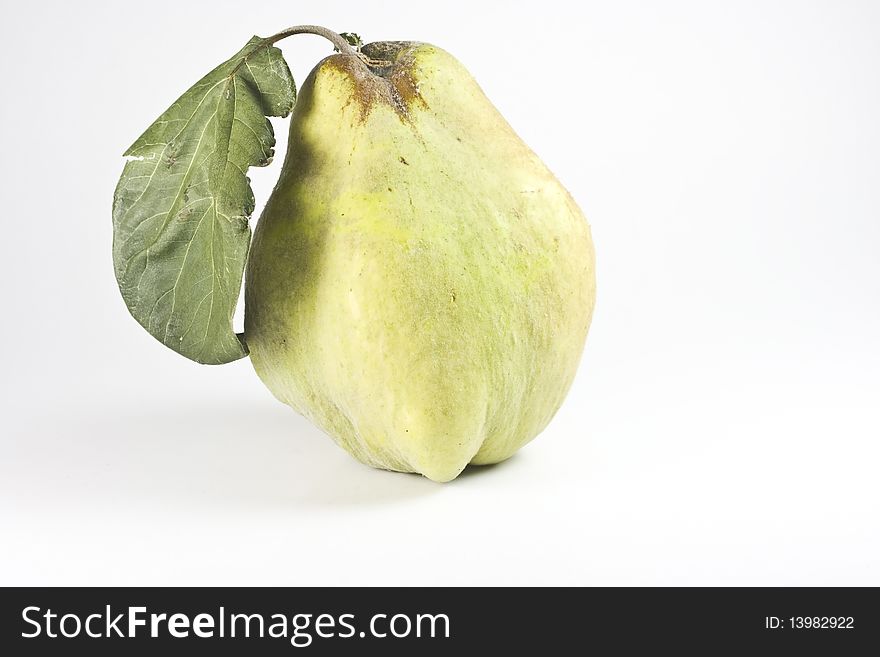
[321,42,429,123]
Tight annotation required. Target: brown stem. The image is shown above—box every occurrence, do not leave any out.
[264,25,356,55]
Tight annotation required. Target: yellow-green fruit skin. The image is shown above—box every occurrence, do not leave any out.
[245,43,595,482]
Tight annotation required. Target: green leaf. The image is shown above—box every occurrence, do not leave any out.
[112,37,295,364]
[339,32,363,49]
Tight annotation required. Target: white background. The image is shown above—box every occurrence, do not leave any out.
[1,1,878,585]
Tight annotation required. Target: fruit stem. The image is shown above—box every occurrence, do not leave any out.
[265,25,356,55]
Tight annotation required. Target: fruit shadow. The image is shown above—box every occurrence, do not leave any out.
[63,401,445,510]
